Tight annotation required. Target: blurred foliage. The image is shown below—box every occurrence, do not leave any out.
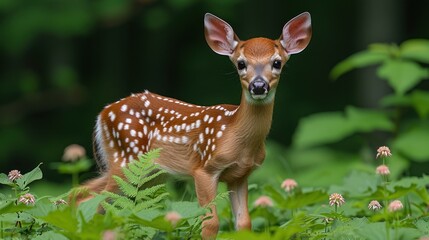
[290,39,429,182]
[1,0,429,188]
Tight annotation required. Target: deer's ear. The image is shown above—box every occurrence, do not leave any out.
[280,12,312,55]
[204,13,239,56]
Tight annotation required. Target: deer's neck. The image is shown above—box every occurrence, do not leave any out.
[231,91,275,146]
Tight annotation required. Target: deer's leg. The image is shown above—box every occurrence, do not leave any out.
[193,169,219,239]
[227,177,251,230]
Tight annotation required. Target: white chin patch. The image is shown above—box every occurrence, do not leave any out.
[251,94,268,100]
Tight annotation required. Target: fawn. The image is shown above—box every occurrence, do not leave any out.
[81,12,311,238]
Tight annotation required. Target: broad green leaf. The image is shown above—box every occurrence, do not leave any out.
[281,189,328,209]
[377,59,428,95]
[293,112,351,148]
[16,163,43,189]
[78,194,107,223]
[410,90,429,119]
[338,171,378,197]
[42,207,79,233]
[52,158,93,174]
[0,200,33,214]
[400,39,429,64]
[394,126,429,161]
[293,107,394,148]
[346,106,394,132]
[32,231,69,240]
[170,201,205,218]
[379,94,412,107]
[0,173,11,185]
[130,214,174,231]
[330,50,388,80]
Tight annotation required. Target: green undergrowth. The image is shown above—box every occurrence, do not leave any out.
[0,148,428,240]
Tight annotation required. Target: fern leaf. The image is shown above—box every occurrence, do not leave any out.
[111,196,135,209]
[122,167,140,185]
[135,192,169,212]
[113,175,138,198]
[102,190,123,200]
[101,201,121,215]
[138,169,167,187]
[135,184,166,201]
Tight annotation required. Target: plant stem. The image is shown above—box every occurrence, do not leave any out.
[72,172,79,187]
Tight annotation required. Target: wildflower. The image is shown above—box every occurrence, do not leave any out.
[62,144,86,162]
[102,230,117,240]
[329,193,345,207]
[388,200,403,212]
[8,170,22,182]
[254,196,273,208]
[376,165,390,176]
[376,146,392,159]
[18,193,36,205]
[368,200,382,211]
[281,178,298,192]
[53,199,68,206]
[165,211,182,226]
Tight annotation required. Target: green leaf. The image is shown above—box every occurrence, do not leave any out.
[220,230,272,240]
[377,59,429,95]
[293,107,394,148]
[170,201,205,219]
[0,173,14,187]
[394,125,429,161]
[330,49,388,80]
[379,94,412,107]
[78,194,107,223]
[400,39,429,64]
[293,112,351,148]
[51,158,93,174]
[16,163,43,189]
[0,200,33,214]
[346,106,394,132]
[42,207,79,234]
[410,90,429,119]
[32,231,69,240]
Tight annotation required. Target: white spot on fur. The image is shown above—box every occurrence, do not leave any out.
[109,111,116,122]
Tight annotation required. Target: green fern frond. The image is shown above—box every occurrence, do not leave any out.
[135,192,169,212]
[113,175,138,198]
[102,190,123,200]
[135,184,166,201]
[122,167,140,185]
[111,196,134,209]
[102,148,168,215]
[137,169,166,187]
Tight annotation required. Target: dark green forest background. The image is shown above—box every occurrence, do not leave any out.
[1,0,428,184]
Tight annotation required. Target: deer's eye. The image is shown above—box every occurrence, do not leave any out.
[272,60,282,69]
[237,60,247,70]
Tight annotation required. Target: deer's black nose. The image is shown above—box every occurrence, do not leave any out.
[249,78,270,95]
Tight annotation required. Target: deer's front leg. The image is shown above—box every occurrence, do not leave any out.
[227,177,251,230]
[193,169,219,239]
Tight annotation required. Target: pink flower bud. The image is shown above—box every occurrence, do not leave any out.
[254,196,273,208]
[281,178,298,192]
[388,200,403,212]
[376,165,390,176]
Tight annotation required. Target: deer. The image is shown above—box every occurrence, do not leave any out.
[80,12,311,239]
